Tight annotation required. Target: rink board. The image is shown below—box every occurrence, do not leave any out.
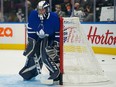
[0,44,25,50]
[0,20,116,54]
[0,23,26,50]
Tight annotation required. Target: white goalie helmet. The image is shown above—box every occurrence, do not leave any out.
[37,0,50,20]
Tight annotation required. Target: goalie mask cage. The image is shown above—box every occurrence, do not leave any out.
[59,17,109,85]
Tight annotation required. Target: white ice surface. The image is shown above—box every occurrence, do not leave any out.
[0,50,116,87]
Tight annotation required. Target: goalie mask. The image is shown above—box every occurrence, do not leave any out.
[37,1,50,20]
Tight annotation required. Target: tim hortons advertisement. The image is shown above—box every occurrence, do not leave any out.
[82,24,116,48]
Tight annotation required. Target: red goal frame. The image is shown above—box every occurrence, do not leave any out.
[59,17,63,85]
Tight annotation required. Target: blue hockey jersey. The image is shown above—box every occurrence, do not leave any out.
[27,10,60,45]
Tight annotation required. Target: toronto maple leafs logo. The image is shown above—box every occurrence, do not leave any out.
[37,29,49,38]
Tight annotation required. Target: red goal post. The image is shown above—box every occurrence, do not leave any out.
[59,17,63,85]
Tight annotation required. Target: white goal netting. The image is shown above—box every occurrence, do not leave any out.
[63,17,109,84]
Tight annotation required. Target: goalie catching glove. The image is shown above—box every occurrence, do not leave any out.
[45,41,59,61]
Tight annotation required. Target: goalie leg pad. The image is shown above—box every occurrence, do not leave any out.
[33,54,43,74]
[20,37,44,80]
[40,37,60,80]
[19,57,38,80]
[23,37,36,57]
[45,40,60,62]
[19,66,38,80]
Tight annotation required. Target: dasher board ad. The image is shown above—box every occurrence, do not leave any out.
[82,23,116,48]
[0,24,25,44]
[0,23,26,49]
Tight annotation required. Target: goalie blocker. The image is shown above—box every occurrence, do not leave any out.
[19,36,62,84]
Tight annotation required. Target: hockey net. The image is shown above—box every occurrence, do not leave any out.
[60,17,109,84]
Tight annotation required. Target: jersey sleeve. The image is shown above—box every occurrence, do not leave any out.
[27,10,38,41]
